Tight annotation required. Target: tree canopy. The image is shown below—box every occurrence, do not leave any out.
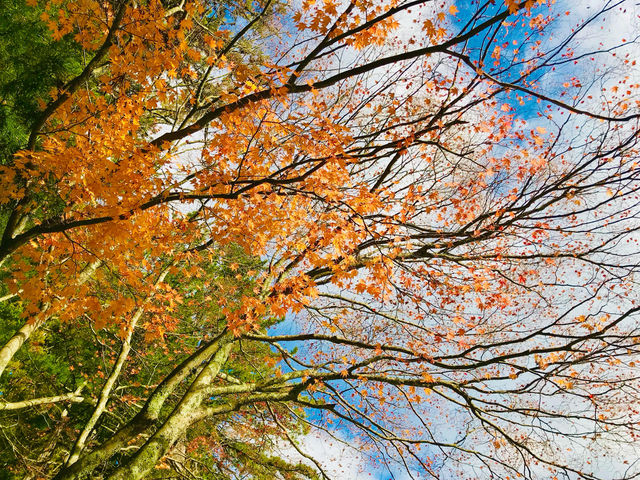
[2,0,640,479]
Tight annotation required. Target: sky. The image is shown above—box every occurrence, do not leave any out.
[267,1,640,479]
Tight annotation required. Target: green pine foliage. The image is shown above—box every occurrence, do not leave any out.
[0,0,82,162]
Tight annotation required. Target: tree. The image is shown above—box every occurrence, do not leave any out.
[1,0,640,478]
[0,0,83,162]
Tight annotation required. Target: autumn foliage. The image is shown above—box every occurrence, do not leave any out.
[1,0,640,478]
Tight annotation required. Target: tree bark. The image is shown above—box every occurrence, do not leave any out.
[0,316,45,380]
[53,331,230,480]
[0,386,85,411]
[65,267,170,466]
[0,260,101,379]
[105,343,233,480]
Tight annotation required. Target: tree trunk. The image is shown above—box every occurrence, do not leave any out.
[53,331,230,480]
[0,316,45,379]
[66,267,170,466]
[106,343,233,480]
[0,260,100,379]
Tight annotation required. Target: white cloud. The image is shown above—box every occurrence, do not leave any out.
[275,429,372,479]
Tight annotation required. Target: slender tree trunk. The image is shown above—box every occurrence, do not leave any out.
[0,209,28,270]
[0,316,45,379]
[0,260,101,379]
[64,308,144,466]
[65,267,170,466]
[0,384,85,410]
